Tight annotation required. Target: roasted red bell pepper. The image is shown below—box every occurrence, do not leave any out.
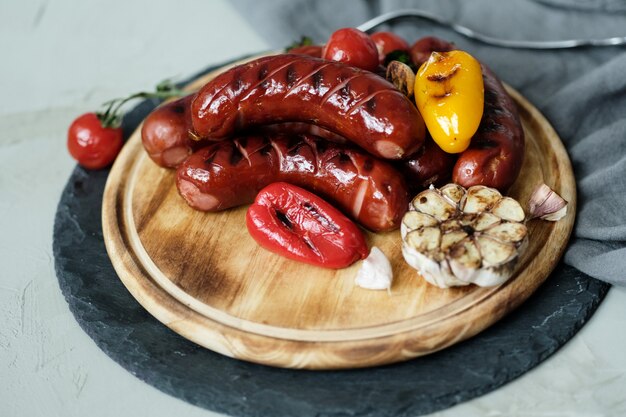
[246,183,369,269]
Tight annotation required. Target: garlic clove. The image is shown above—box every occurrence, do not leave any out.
[463,186,502,214]
[473,212,501,231]
[491,197,525,222]
[476,235,516,267]
[528,183,568,221]
[441,230,468,252]
[406,227,441,253]
[440,183,466,205]
[401,211,438,239]
[541,205,567,221]
[411,189,457,221]
[485,222,528,243]
[355,247,393,291]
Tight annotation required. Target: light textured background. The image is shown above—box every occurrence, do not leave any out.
[1,1,625,416]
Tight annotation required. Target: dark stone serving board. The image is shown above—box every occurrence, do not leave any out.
[53,58,610,417]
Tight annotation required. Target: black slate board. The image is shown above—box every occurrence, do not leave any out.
[53,59,610,417]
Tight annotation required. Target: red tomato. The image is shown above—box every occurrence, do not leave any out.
[246,183,369,269]
[410,36,455,68]
[67,112,123,169]
[322,28,379,71]
[288,44,324,58]
[370,31,409,64]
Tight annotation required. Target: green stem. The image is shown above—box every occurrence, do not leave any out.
[97,82,187,129]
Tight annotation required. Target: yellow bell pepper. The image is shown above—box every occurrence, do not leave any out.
[414,50,484,154]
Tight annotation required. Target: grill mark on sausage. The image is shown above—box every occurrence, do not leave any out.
[339,82,351,98]
[258,141,273,156]
[239,57,302,103]
[338,152,351,164]
[315,138,328,154]
[234,138,252,166]
[347,89,389,117]
[229,144,244,165]
[204,149,218,166]
[258,65,269,81]
[319,73,362,106]
[362,158,374,173]
[232,75,243,92]
[312,70,324,90]
[285,65,298,87]
[284,62,332,97]
[270,138,286,168]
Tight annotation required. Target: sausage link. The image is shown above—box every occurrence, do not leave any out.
[411,37,524,191]
[141,95,200,168]
[452,64,524,191]
[398,134,457,192]
[176,134,409,232]
[191,54,426,159]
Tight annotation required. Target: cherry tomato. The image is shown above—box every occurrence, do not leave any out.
[370,31,409,64]
[322,28,379,71]
[288,44,324,58]
[246,183,369,269]
[67,112,123,169]
[410,36,455,68]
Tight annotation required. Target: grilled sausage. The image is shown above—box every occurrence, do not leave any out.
[191,54,426,159]
[141,95,200,168]
[399,134,457,192]
[452,64,524,191]
[176,134,409,232]
[411,37,524,191]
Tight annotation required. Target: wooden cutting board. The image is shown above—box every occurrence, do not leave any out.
[102,56,575,370]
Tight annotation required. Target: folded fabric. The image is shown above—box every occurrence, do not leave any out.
[229,0,626,285]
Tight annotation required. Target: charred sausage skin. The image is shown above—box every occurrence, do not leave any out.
[191,54,426,160]
[176,134,409,232]
[452,64,524,191]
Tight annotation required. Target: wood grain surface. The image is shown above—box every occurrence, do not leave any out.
[102,55,576,369]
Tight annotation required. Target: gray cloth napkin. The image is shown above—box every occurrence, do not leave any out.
[230,0,626,286]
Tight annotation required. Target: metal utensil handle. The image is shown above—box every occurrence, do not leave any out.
[356,9,626,49]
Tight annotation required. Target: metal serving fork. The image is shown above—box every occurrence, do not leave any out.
[356,9,626,49]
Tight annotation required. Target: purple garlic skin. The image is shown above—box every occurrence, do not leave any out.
[528,183,568,221]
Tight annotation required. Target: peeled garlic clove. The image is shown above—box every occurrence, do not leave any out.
[463,186,502,213]
[441,230,468,252]
[486,222,527,243]
[491,197,525,222]
[405,227,441,253]
[528,183,568,221]
[440,183,466,205]
[355,247,393,291]
[476,236,516,267]
[401,211,438,239]
[411,189,456,221]
[473,212,501,231]
[449,239,481,270]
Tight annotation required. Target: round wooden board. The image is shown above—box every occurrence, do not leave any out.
[102,56,575,370]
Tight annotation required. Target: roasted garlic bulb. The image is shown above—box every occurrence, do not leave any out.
[401,184,528,288]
